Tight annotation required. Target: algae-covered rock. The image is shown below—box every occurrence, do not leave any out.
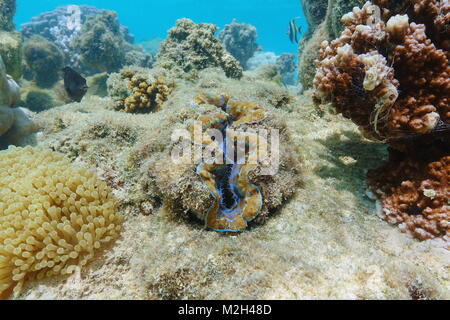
[218,20,260,70]
[23,35,64,88]
[298,23,329,89]
[301,0,329,32]
[156,18,243,79]
[0,56,37,148]
[1,107,37,146]
[21,89,57,112]
[0,31,22,80]
[73,11,125,73]
[0,105,14,136]
[0,54,19,106]
[87,72,109,97]
[123,43,154,69]
[0,0,15,31]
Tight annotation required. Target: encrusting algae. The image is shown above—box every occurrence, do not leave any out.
[0,146,121,297]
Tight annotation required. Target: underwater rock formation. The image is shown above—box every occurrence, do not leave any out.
[72,11,125,73]
[23,36,65,88]
[20,89,57,113]
[0,56,19,107]
[246,51,279,71]
[298,0,367,89]
[21,5,151,75]
[23,63,450,298]
[218,20,260,70]
[0,56,37,148]
[0,31,22,81]
[0,146,121,297]
[301,0,329,33]
[297,23,329,90]
[156,19,243,79]
[313,1,450,241]
[107,67,176,113]
[276,53,297,86]
[0,0,15,31]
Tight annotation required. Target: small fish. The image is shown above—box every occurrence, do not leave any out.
[387,121,450,142]
[288,18,301,44]
[62,67,88,102]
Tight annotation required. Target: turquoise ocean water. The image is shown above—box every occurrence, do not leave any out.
[15,0,306,55]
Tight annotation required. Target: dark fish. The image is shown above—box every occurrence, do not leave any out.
[288,18,301,44]
[62,67,88,102]
[387,121,450,142]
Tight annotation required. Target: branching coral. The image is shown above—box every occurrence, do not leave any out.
[313,1,450,241]
[314,1,449,140]
[156,18,243,79]
[368,151,449,241]
[107,68,176,113]
[0,146,121,296]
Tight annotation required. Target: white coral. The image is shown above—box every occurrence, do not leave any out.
[361,51,392,91]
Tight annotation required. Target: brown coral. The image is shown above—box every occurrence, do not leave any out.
[313,1,450,241]
[109,69,176,113]
[314,2,450,140]
[368,151,449,241]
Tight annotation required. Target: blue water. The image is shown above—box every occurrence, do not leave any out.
[15,0,307,55]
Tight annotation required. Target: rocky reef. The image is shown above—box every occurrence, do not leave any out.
[313,1,450,241]
[218,20,260,70]
[156,19,243,79]
[21,5,152,75]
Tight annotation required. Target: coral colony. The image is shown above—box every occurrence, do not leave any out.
[314,1,449,241]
